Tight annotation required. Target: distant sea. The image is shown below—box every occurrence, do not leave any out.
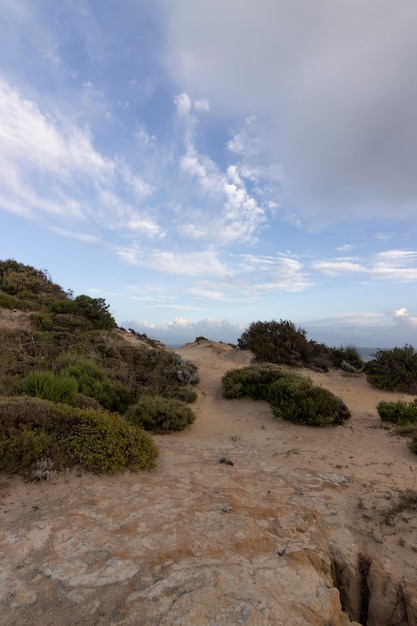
[357,348,378,362]
[168,343,379,362]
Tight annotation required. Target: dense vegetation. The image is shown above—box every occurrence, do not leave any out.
[3,261,417,471]
[0,397,158,475]
[0,260,199,476]
[365,345,417,393]
[237,319,363,371]
[222,365,351,426]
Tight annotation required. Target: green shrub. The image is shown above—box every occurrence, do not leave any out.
[33,331,57,345]
[125,395,196,434]
[221,365,350,427]
[0,396,53,434]
[0,396,158,474]
[237,319,332,369]
[57,355,132,412]
[73,295,116,330]
[0,292,20,309]
[269,376,351,426]
[365,345,417,393]
[57,407,158,473]
[0,259,67,299]
[22,370,78,405]
[1,429,51,472]
[172,387,198,403]
[222,364,284,399]
[32,313,55,331]
[377,400,417,424]
[330,345,364,369]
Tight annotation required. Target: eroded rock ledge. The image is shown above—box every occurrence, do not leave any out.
[1,439,415,625]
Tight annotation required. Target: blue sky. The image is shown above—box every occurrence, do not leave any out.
[1,0,417,348]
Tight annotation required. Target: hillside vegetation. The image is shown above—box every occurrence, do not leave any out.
[0,260,199,476]
[2,261,417,474]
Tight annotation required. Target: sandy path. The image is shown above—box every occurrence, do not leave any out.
[175,342,417,576]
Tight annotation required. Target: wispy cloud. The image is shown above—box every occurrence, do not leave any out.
[240,253,314,292]
[176,98,271,246]
[313,250,417,282]
[114,247,231,278]
[0,78,160,240]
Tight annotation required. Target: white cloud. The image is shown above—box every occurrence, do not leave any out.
[187,283,227,301]
[114,247,231,278]
[194,98,210,112]
[392,307,417,328]
[313,259,366,275]
[0,78,111,182]
[174,92,192,116]
[135,126,156,146]
[227,115,261,157]
[48,226,101,244]
[313,250,417,282]
[239,253,313,292]
[179,149,266,245]
[126,317,245,345]
[0,77,161,241]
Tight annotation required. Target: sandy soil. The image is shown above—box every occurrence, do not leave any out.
[1,338,417,624]
[175,341,417,575]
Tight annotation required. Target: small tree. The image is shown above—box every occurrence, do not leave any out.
[73,295,116,330]
[365,345,417,393]
[238,319,328,367]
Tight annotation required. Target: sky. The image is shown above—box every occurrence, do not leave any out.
[1,0,417,348]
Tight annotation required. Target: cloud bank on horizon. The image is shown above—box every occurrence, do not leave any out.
[0,0,416,347]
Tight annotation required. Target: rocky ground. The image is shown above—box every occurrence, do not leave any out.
[1,339,417,625]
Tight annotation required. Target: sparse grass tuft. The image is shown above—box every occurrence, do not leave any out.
[385,488,417,523]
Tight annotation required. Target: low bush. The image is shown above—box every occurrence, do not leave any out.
[1,429,52,473]
[56,355,132,412]
[0,396,158,474]
[221,365,350,426]
[58,407,157,473]
[172,387,198,403]
[221,364,284,399]
[269,376,351,426]
[0,292,20,309]
[330,345,364,370]
[125,395,196,434]
[22,370,78,405]
[0,396,52,433]
[365,345,417,393]
[377,400,417,424]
